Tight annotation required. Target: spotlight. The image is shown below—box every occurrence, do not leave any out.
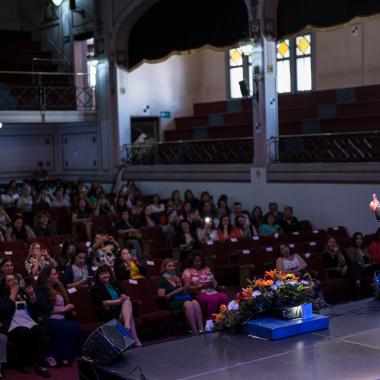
[51,0,63,6]
[0,122,3,129]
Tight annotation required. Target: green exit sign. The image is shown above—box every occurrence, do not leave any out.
[160,111,171,118]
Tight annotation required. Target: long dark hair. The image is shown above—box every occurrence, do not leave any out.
[352,232,364,248]
[37,265,69,304]
[218,214,233,233]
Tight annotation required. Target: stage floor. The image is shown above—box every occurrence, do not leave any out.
[102,298,380,380]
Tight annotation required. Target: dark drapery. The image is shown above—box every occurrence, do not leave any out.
[277,0,380,38]
[127,0,380,70]
[127,0,249,70]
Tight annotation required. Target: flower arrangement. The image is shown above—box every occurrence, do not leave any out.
[206,270,316,331]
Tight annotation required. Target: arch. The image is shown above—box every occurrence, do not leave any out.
[113,0,250,70]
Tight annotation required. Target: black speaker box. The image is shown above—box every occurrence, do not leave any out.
[82,319,135,365]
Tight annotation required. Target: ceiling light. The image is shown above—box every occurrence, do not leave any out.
[51,0,64,6]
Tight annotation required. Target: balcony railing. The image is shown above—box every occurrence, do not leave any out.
[121,138,254,165]
[0,71,96,112]
[268,130,380,163]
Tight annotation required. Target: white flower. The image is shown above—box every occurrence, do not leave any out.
[300,280,310,285]
[227,300,239,311]
[288,281,297,286]
[252,290,262,298]
[275,281,284,286]
[205,319,214,332]
[270,285,278,290]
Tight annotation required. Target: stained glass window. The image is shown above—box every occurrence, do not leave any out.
[277,33,313,93]
[227,44,252,98]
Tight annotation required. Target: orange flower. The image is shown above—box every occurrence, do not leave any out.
[255,279,264,286]
[214,313,225,321]
[262,280,274,286]
[242,287,253,298]
[220,304,227,312]
[265,269,277,280]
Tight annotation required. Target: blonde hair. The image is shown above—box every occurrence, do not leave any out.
[160,258,176,274]
[27,241,41,259]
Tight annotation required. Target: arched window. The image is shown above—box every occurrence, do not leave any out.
[227,33,313,97]
[277,33,313,93]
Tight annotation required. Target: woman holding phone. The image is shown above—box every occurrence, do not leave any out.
[25,242,57,276]
[62,250,94,289]
[0,273,50,377]
[114,248,146,282]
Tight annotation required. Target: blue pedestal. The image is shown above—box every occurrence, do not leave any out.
[244,314,329,340]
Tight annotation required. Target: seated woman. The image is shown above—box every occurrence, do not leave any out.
[184,189,200,211]
[235,214,258,238]
[6,214,36,242]
[346,232,373,288]
[149,194,166,214]
[90,265,141,346]
[196,218,218,244]
[216,215,240,242]
[137,205,157,228]
[0,257,26,289]
[115,209,142,259]
[94,192,116,217]
[276,244,307,276]
[34,212,58,238]
[179,202,192,222]
[182,252,228,318]
[276,244,327,306]
[36,266,81,367]
[114,248,146,282]
[90,231,119,268]
[251,206,263,230]
[259,213,283,236]
[25,242,57,277]
[0,203,11,235]
[322,237,348,279]
[0,274,50,377]
[55,238,77,271]
[51,189,71,208]
[216,195,230,218]
[157,258,203,333]
[167,190,183,213]
[62,250,93,289]
[115,196,128,217]
[280,206,300,234]
[369,227,380,264]
[176,220,201,258]
[71,197,93,241]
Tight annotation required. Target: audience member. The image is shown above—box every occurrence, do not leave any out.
[268,202,284,224]
[16,185,33,214]
[35,186,54,207]
[137,205,157,228]
[34,212,58,237]
[182,252,228,318]
[114,247,146,282]
[0,257,26,289]
[90,265,142,346]
[184,189,200,210]
[217,215,240,242]
[276,244,307,276]
[0,204,11,234]
[216,195,230,217]
[90,231,119,267]
[94,192,115,216]
[259,213,283,236]
[36,266,81,367]
[25,242,57,276]
[56,238,76,271]
[196,218,218,244]
[6,214,36,241]
[72,197,93,241]
[167,190,183,212]
[0,273,50,377]
[51,189,71,208]
[235,214,258,238]
[280,206,300,234]
[149,194,165,214]
[157,258,203,333]
[62,250,93,289]
[322,237,348,279]
[229,202,250,226]
[250,206,263,229]
[176,220,201,256]
[31,161,48,182]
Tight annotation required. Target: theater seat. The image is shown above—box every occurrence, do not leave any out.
[121,278,175,334]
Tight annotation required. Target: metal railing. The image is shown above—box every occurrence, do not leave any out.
[121,138,254,165]
[268,130,380,163]
[0,71,96,112]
